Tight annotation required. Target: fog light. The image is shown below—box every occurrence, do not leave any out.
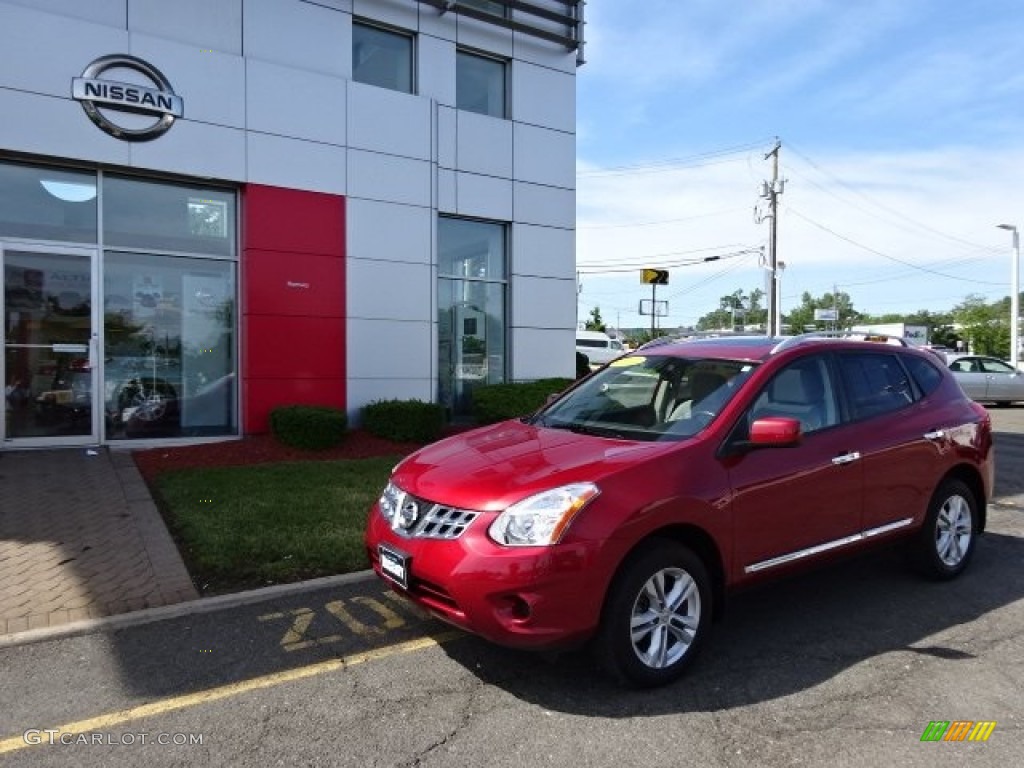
[498,595,532,621]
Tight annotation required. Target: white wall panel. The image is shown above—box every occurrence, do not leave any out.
[347,84,431,160]
[247,60,347,145]
[455,112,513,177]
[0,89,131,165]
[2,0,126,27]
[346,378,433,423]
[512,61,574,132]
[510,328,575,380]
[131,35,246,129]
[513,123,574,189]
[418,33,455,106]
[244,0,349,77]
[347,199,431,264]
[302,0,352,12]
[352,0,417,30]
[347,259,431,321]
[348,150,431,206]
[347,317,433,378]
[417,3,455,42]
[130,121,246,181]
[457,16,512,57]
[513,32,577,74]
[246,133,347,194]
[513,181,573,228]
[512,224,575,280]
[436,106,457,168]
[0,4,127,97]
[437,168,456,212]
[455,172,512,220]
[129,0,241,54]
[511,276,576,329]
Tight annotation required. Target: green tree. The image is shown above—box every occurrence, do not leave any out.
[585,306,606,332]
[953,295,1009,357]
[785,290,863,332]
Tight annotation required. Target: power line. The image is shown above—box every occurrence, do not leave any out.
[785,206,1006,286]
[576,139,774,178]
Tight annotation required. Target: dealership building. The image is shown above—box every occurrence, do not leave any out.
[0,0,581,449]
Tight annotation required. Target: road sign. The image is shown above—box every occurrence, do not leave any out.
[641,269,669,285]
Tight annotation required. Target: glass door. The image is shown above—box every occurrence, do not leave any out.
[2,244,99,446]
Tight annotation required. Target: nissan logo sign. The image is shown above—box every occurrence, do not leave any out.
[72,54,183,141]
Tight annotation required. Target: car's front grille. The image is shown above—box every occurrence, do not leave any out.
[390,494,479,540]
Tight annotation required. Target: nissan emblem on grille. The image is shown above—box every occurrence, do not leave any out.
[398,498,420,530]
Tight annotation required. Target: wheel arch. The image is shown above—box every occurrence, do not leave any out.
[941,463,987,533]
[603,524,727,622]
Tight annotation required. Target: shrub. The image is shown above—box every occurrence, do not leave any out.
[361,399,445,443]
[576,351,591,379]
[269,405,347,450]
[471,378,574,425]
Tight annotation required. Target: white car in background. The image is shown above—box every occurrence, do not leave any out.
[576,331,626,367]
[948,355,1024,405]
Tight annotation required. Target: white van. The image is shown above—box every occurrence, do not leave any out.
[576,330,626,367]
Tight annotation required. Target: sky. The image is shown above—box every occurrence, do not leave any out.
[574,0,1024,333]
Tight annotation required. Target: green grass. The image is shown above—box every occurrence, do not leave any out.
[155,457,400,593]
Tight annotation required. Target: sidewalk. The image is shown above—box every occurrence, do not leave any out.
[0,447,197,636]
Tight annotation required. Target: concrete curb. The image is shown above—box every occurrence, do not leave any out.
[0,570,378,650]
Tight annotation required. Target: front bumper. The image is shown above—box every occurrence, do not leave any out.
[365,505,605,650]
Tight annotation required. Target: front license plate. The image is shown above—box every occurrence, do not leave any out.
[378,544,409,590]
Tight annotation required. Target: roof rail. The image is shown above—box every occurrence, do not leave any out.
[771,330,912,354]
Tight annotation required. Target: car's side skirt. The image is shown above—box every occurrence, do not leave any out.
[744,518,914,575]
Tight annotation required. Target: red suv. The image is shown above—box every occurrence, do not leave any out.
[365,335,994,687]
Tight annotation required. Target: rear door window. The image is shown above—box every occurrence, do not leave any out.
[837,352,915,420]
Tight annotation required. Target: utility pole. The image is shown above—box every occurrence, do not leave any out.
[761,139,784,336]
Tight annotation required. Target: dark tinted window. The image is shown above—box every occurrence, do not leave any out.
[903,354,944,396]
[838,352,915,419]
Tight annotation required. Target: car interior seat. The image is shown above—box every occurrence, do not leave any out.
[754,364,828,432]
[667,371,726,421]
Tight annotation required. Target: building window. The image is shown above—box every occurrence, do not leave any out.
[438,218,507,417]
[352,20,414,93]
[456,50,507,118]
[459,1,510,19]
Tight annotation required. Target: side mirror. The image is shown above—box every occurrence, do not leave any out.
[749,416,802,447]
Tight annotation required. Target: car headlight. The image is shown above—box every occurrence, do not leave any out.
[488,483,600,547]
[378,481,402,523]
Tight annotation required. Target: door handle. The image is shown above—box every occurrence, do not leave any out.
[923,430,946,441]
[831,451,861,466]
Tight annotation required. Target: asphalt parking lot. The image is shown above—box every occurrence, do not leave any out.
[0,407,1021,766]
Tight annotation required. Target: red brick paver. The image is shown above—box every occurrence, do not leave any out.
[0,447,198,637]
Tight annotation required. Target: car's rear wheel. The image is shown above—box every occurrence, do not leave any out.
[595,540,710,688]
[911,478,977,580]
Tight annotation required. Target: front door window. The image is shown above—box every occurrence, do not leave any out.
[3,247,97,443]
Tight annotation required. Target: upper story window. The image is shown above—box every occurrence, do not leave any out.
[459,0,510,18]
[456,49,507,118]
[352,20,414,94]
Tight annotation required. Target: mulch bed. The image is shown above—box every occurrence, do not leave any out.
[132,430,426,484]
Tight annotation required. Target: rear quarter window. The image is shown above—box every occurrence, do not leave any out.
[902,354,944,397]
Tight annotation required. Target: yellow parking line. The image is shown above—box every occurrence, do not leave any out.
[0,631,461,755]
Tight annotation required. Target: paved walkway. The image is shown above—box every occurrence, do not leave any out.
[0,447,197,636]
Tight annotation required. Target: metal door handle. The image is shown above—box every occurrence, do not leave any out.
[831,452,861,465]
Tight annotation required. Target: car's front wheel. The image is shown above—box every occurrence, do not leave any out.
[911,478,978,580]
[595,540,711,688]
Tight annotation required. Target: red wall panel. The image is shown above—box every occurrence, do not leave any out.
[245,249,345,318]
[245,379,346,434]
[244,315,345,380]
[243,185,345,256]
[241,184,346,433]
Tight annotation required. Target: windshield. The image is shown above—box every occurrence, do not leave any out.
[531,354,757,442]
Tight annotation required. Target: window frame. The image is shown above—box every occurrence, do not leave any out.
[352,18,416,94]
[456,47,508,119]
